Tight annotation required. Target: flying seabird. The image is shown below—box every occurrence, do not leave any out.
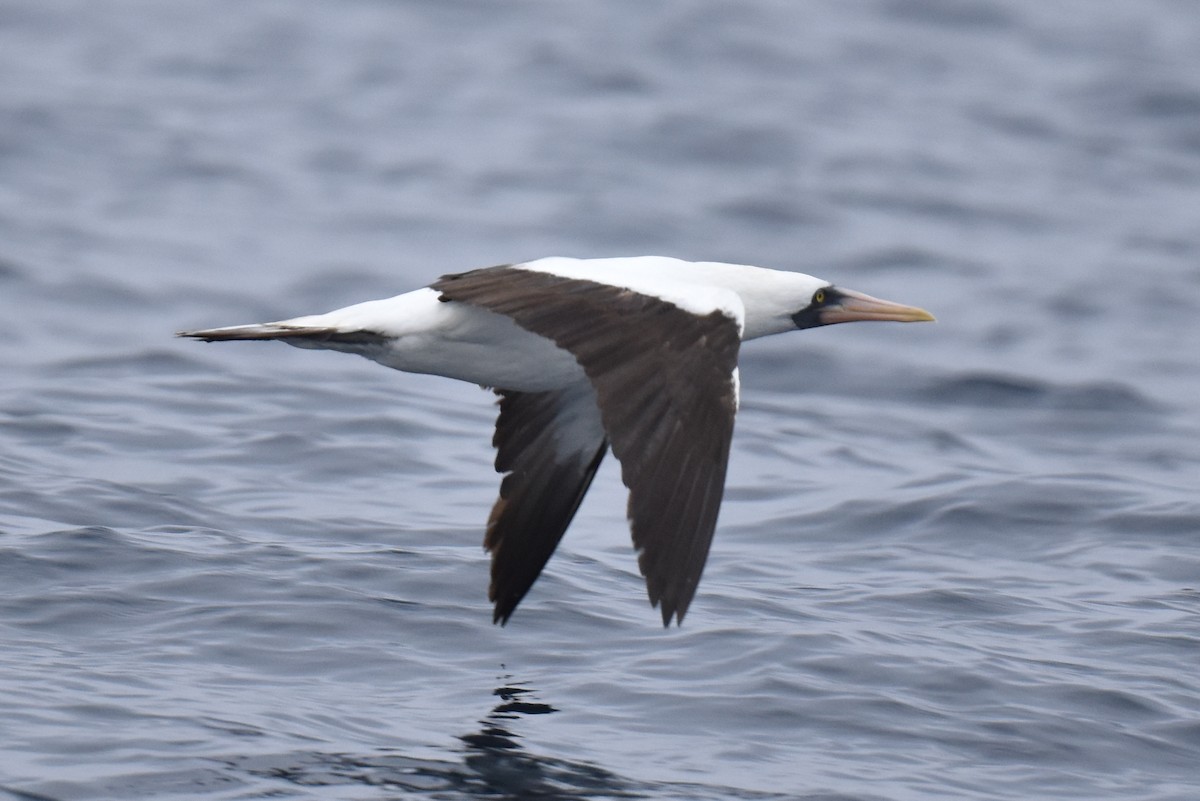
[179,256,934,625]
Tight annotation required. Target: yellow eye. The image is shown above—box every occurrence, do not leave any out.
[814,290,825,304]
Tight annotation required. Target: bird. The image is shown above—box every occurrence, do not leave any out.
[178,256,934,626]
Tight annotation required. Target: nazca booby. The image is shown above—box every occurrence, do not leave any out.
[179,256,934,625]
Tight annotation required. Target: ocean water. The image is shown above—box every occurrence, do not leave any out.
[2,1,1199,799]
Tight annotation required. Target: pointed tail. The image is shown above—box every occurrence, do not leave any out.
[175,321,384,345]
[175,323,346,342]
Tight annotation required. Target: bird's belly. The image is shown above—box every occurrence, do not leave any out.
[373,303,586,392]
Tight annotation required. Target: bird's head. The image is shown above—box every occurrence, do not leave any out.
[789,284,935,330]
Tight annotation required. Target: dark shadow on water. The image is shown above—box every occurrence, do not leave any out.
[226,678,792,799]
[222,678,648,800]
[458,682,559,751]
[455,682,644,799]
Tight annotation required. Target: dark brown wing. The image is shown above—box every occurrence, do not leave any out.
[434,266,741,625]
[487,385,607,624]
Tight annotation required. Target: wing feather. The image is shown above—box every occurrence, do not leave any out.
[435,266,741,625]
[486,386,607,624]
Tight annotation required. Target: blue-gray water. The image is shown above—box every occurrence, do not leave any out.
[2,1,1199,799]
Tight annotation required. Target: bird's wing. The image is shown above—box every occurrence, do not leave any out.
[433,265,743,625]
[487,385,608,624]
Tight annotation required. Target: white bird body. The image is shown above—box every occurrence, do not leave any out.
[206,257,827,391]
[180,256,933,625]
[282,287,586,392]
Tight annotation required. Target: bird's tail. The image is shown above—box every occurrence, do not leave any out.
[176,323,385,345]
[175,323,336,342]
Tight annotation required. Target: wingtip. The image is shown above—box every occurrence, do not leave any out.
[492,601,514,626]
[655,596,689,627]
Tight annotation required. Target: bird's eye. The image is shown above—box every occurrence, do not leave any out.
[813,289,826,304]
